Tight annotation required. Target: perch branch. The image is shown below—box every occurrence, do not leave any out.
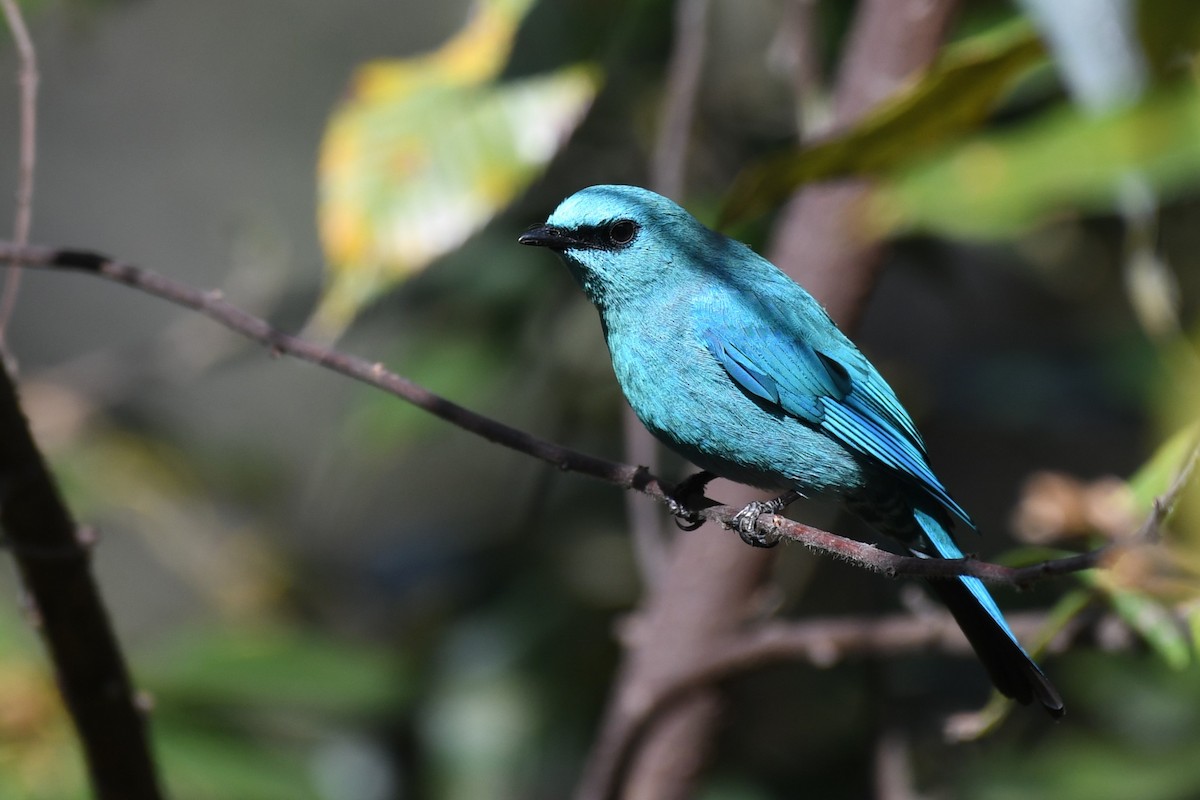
[0,239,1137,587]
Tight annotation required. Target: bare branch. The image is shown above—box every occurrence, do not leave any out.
[590,608,1063,800]
[699,504,1121,586]
[0,241,648,485]
[0,240,1142,590]
[0,361,163,797]
[1135,429,1200,543]
[0,0,38,348]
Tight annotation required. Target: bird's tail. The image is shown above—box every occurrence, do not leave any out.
[912,508,1064,718]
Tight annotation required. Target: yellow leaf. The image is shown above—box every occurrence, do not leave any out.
[310,0,598,339]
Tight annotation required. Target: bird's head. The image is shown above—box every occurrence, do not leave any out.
[519,185,721,310]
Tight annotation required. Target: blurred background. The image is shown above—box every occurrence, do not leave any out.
[1,0,1199,798]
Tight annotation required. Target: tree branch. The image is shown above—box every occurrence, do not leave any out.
[592,608,1063,796]
[0,241,646,484]
[0,5,163,797]
[0,239,1135,587]
[0,357,163,797]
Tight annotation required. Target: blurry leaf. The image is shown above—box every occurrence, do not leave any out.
[1125,421,1200,513]
[720,21,1045,226]
[312,0,600,338]
[964,733,1200,800]
[425,672,540,800]
[1138,0,1200,80]
[344,335,510,452]
[1073,426,1200,669]
[873,85,1200,239]
[158,728,321,800]
[141,623,412,715]
[0,613,86,800]
[52,426,285,617]
[963,652,1200,800]
[1086,569,1192,669]
[1191,606,1200,655]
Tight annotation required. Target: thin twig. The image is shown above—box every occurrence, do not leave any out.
[0,0,38,348]
[1134,428,1200,543]
[0,241,650,485]
[0,240,1136,588]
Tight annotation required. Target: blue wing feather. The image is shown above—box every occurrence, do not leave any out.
[701,312,972,526]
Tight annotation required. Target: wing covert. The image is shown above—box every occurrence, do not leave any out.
[700,314,971,526]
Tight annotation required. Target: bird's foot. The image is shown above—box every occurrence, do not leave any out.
[731,490,801,548]
[666,470,719,531]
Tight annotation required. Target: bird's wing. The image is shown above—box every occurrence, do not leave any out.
[700,310,971,526]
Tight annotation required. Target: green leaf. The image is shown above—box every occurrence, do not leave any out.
[158,727,321,800]
[311,0,600,338]
[1078,570,1193,670]
[140,623,412,716]
[1138,0,1200,81]
[1126,421,1200,513]
[720,21,1045,226]
[1108,582,1192,670]
[873,84,1200,239]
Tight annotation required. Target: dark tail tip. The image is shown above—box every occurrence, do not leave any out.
[926,579,1064,718]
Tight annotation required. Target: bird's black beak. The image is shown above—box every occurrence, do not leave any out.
[518,224,574,250]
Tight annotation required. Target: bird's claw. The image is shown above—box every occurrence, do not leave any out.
[731,490,800,548]
[731,501,779,547]
[666,470,718,531]
[666,499,704,531]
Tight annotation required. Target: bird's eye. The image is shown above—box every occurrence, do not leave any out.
[607,219,638,247]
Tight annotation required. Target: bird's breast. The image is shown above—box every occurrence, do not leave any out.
[601,302,865,495]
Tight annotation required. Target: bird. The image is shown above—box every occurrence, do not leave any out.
[518,184,1064,717]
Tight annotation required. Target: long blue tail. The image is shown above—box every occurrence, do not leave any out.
[913,509,1064,717]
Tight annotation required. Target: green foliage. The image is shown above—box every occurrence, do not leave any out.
[145,625,410,799]
[157,730,324,800]
[140,624,412,715]
[0,610,410,799]
[721,20,1047,226]
[876,85,1200,238]
[959,654,1200,800]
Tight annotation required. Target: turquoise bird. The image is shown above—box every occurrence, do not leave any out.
[519,185,1063,716]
